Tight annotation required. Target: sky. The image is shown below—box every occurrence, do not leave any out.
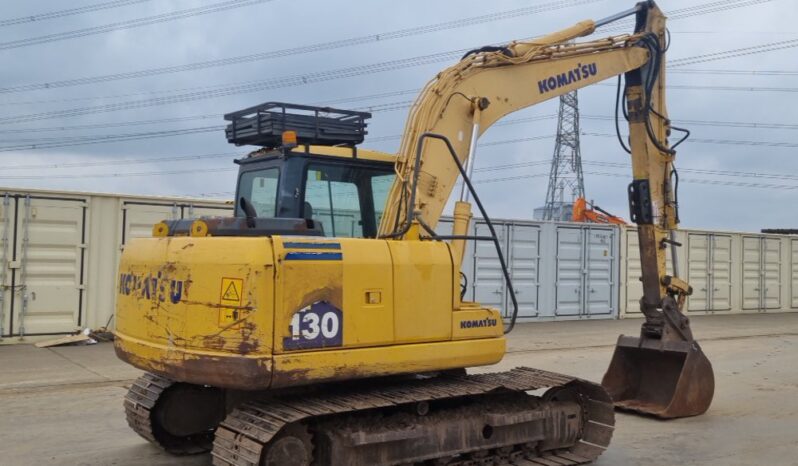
[1,0,797,232]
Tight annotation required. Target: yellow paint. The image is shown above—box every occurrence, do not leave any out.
[115,235,504,389]
[116,237,275,355]
[271,337,505,388]
[388,240,453,344]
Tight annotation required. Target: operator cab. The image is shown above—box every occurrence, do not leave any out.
[155,102,396,239]
[227,102,395,239]
[235,146,395,238]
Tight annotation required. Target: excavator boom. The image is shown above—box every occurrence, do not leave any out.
[378,0,714,419]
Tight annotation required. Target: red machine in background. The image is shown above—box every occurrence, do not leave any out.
[571,197,626,225]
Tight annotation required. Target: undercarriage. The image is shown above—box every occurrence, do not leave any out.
[124,368,614,466]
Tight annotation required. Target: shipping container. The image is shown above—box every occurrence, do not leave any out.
[0,188,232,343]
[444,218,619,322]
[3,185,797,344]
[619,226,796,318]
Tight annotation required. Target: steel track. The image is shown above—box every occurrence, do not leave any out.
[211,367,615,466]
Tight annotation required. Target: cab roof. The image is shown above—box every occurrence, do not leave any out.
[239,145,396,164]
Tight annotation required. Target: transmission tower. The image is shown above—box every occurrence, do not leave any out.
[539,90,585,221]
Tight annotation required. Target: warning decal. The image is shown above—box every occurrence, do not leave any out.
[220,278,243,305]
[219,277,245,326]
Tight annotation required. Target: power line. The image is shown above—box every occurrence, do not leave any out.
[0,0,778,125]
[0,166,237,180]
[0,0,152,27]
[1,152,240,171]
[582,170,798,191]
[0,0,600,93]
[597,0,774,33]
[8,65,797,108]
[0,89,420,133]
[671,68,798,76]
[0,49,466,125]
[0,126,221,152]
[581,115,798,131]
[0,114,220,134]
[583,132,798,149]
[671,38,798,67]
[0,0,274,51]
[582,161,798,182]
[9,104,798,152]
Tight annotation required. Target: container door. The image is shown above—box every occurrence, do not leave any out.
[0,194,14,338]
[710,235,732,311]
[584,227,615,316]
[12,197,86,336]
[122,202,178,247]
[508,224,539,318]
[762,238,781,309]
[624,229,643,315]
[473,222,508,316]
[741,237,762,310]
[687,233,709,311]
[555,227,583,316]
[792,240,798,308]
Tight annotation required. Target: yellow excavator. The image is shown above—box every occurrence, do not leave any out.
[115,2,714,464]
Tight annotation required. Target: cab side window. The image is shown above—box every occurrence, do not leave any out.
[238,168,279,217]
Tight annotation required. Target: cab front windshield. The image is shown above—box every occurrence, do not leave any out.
[304,163,393,238]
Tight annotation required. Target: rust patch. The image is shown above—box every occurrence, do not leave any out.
[237,320,259,355]
[116,340,272,390]
[202,334,227,350]
[179,299,254,310]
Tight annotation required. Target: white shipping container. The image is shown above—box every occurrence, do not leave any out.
[619,226,796,318]
[460,219,618,322]
[0,187,232,343]
[3,185,797,344]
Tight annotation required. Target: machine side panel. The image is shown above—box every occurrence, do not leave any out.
[388,241,453,344]
[114,236,276,389]
[273,237,395,354]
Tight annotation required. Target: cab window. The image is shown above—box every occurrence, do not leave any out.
[238,168,279,217]
[371,173,394,228]
[304,163,394,238]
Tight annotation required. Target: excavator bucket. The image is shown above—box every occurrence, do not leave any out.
[602,334,714,419]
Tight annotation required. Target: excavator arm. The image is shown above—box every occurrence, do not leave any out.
[378,1,714,419]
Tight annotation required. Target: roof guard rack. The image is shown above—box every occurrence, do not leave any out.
[224,102,371,148]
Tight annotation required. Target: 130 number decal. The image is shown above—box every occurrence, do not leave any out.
[283,301,343,350]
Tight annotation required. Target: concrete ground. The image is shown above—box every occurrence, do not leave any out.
[0,313,796,466]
